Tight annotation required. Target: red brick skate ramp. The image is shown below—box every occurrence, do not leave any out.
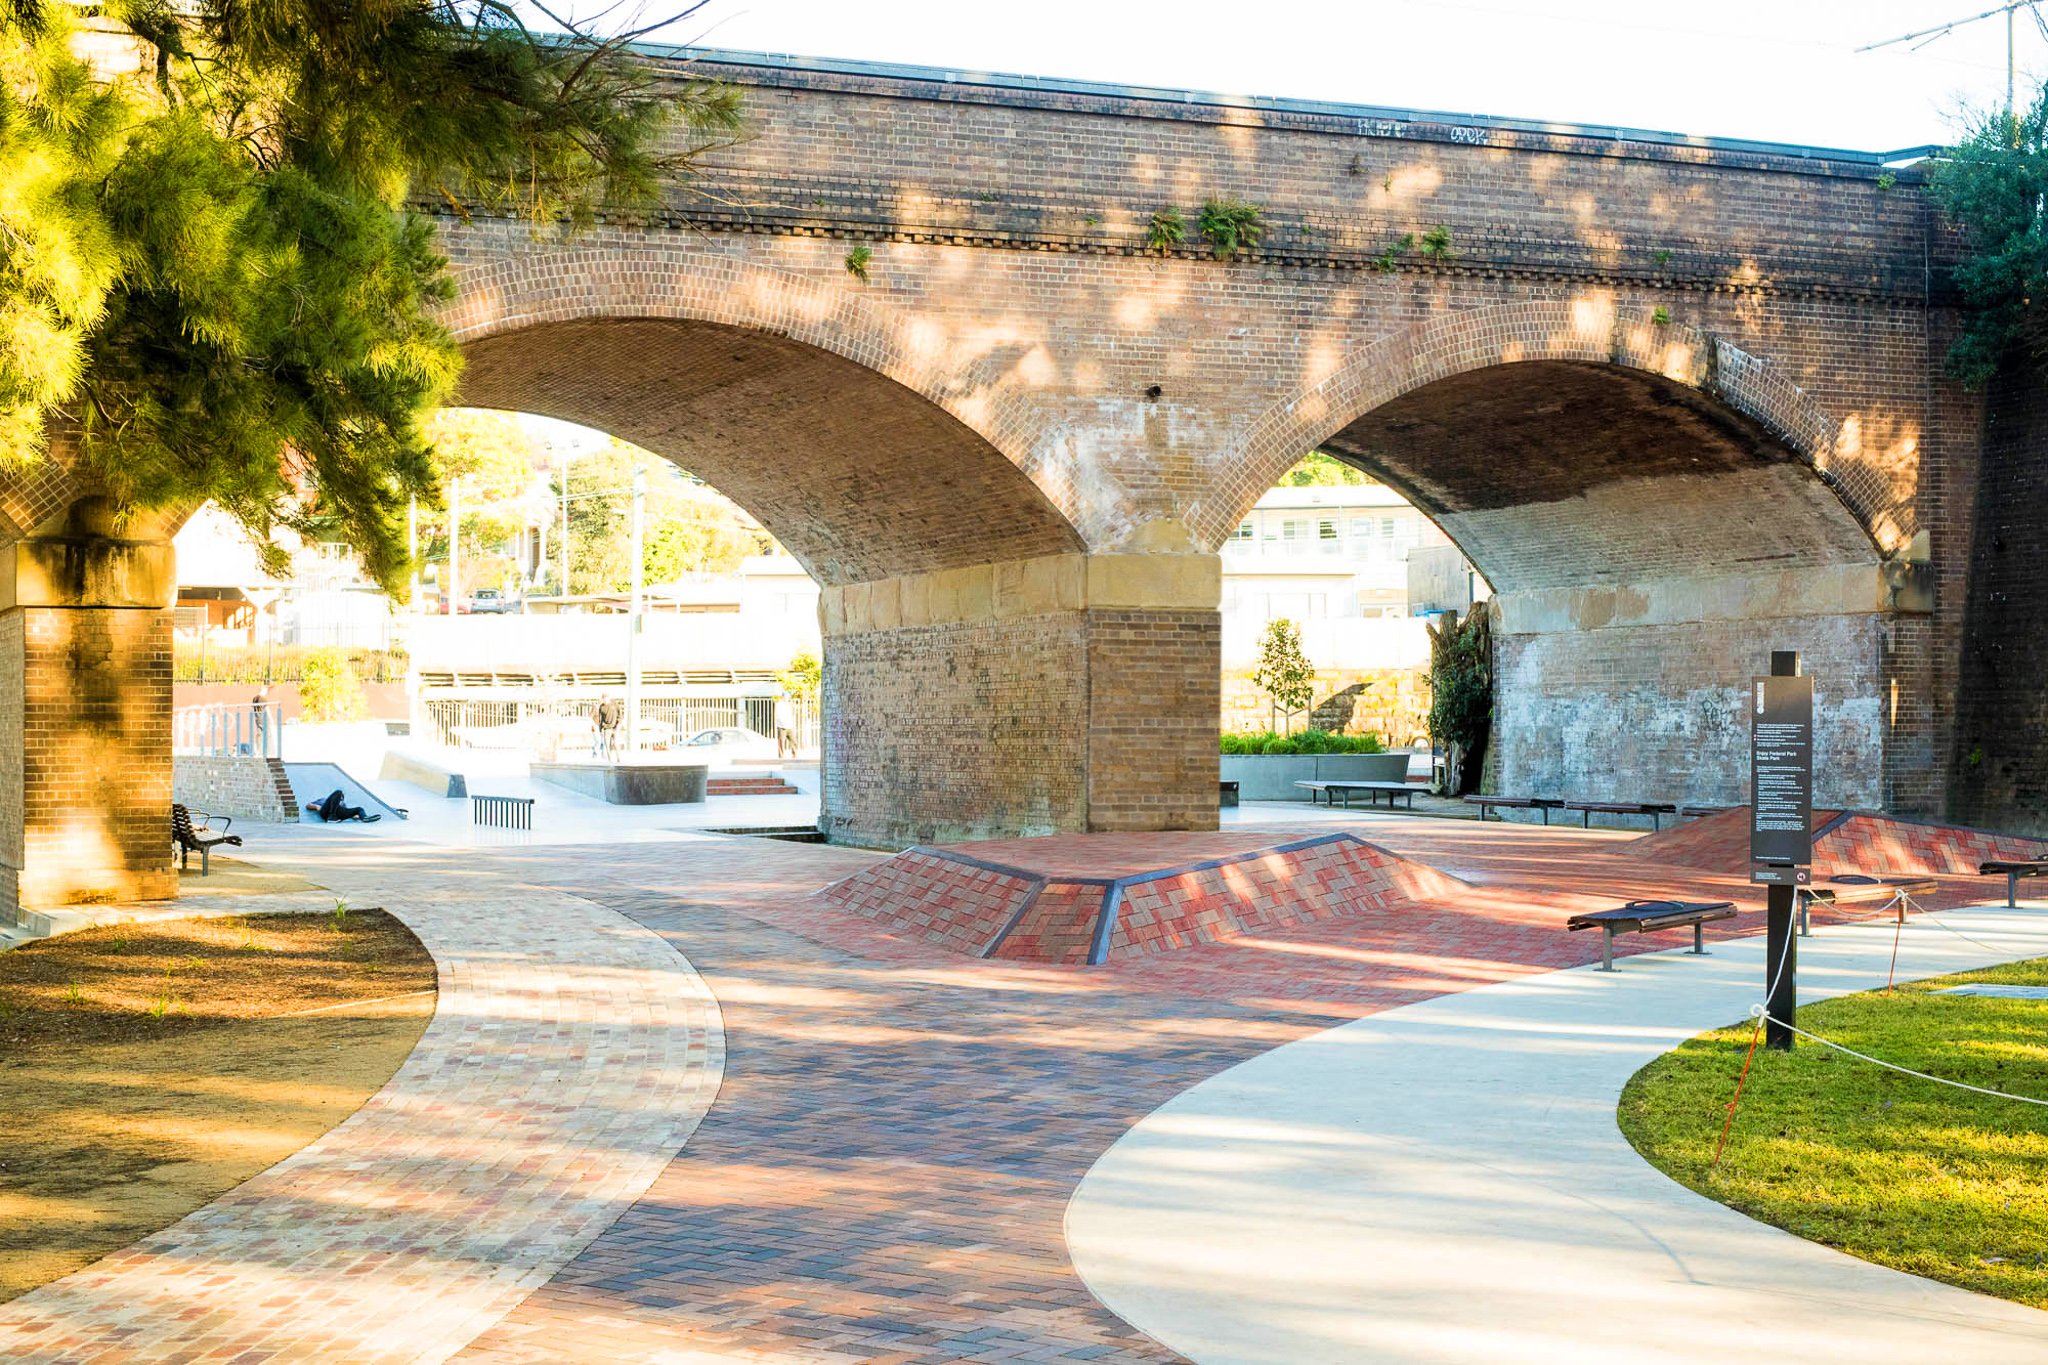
[1628,806,2047,876]
[811,831,1467,965]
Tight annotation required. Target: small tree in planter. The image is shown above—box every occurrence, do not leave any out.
[1252,618,1316,733]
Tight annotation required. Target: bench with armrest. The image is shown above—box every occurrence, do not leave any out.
[1463,794,1564,824]
[1980,860,2048,908]
[1564,800,1679,831]
[1567,899,1737,971]
[1296,780,1415,811]
[1794,874,1939,936]
[170,804,243,876]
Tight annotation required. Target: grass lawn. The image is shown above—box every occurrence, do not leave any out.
[1619,956,2048,1307]
[0,908,434,1302]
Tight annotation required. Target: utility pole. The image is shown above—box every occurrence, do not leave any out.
[625,465,645,754]
[447,478,462,616]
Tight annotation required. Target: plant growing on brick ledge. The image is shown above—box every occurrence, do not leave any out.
[1146,208,1186,254]
[1198,198,1265,261]
[1426,606,1492,794]
[1418,225,1455,261]
[1251,618,1317,733]
[844,244,873,282]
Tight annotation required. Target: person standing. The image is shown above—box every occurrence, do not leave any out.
[773,693,797,758]
[595,696,623,760]
[250,686,270,756]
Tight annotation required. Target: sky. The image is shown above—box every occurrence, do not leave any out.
[580,0,2048,153]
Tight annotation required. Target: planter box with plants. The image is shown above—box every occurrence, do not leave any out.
[1219,731,1410,801]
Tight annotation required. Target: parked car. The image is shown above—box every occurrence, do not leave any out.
[468,588,519,615]
[680,726,778,763]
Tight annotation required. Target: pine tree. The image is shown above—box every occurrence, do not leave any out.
[0,3,739,594]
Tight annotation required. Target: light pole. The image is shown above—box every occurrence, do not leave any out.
[625,465,645,754]
[447,478,462,615]
[559,451,572,599]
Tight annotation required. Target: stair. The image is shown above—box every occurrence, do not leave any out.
[707,774,800,797]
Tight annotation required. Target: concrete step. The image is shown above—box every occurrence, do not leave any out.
[707,776,800,796]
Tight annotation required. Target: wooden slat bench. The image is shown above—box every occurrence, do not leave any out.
[1295,780,1415,811]
[1567,899,1737,971]
[1564,800,1679,831]
[1463,794,1564,824]
[1980,860,2048,908]
[171,804,242,876]
[1795,875,1940,936]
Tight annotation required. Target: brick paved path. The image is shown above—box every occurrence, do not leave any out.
[11,818,2011,1362]
[0,864,723,1365]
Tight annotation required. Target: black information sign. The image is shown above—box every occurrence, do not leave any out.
[1750,674,1814,885]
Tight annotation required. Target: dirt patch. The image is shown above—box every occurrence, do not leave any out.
[0,909,435,1302]
[174,855,323,898]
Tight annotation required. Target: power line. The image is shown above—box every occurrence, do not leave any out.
[1859,2,2047,118]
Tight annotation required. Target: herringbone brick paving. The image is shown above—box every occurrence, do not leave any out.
[446,819,2016,1360]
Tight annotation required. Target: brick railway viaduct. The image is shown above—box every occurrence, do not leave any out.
[2,47,2034,909]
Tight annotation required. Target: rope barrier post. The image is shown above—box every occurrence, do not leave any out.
[1752,649,1811,1053]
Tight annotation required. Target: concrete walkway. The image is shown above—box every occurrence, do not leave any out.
[0,862,724,1364]
[1067,903,2048,1364]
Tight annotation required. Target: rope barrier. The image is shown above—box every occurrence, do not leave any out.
[1714,904,2045,1162]
[1749,1004,2048,1108]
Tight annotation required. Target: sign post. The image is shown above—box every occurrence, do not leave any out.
[1751,650,1813,1051]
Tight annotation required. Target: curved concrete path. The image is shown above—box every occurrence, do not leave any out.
[1069,904,2048,1363]
[0,864,723,1364]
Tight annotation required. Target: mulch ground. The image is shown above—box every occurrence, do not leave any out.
[0,909,436,1302]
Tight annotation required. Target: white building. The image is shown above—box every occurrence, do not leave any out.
[1220,483,1469,671]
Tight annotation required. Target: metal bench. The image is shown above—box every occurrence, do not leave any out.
[171,804,243,876]
[1564,800,1679,831]
[1795,874,1938,936]
[1219,780,1240,809]
[1463,794,1564,824]
[1980,859,2048,908]
[471,794,535,830]
[1567,899,1737,971]
[1296,780,1415,811]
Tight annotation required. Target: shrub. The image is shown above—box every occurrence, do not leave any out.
[299,648,368,723]
[1220,729,1384,755]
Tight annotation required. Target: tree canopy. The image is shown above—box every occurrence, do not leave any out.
[0,2,738,593]
[1928,88,2048,387]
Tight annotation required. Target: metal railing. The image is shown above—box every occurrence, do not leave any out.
[173,703,284,759]
[421,695,818,754]
[471,795,534,830]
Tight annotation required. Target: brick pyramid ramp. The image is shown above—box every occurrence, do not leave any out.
[811,831,1468,965]
[1627,806,2047,877]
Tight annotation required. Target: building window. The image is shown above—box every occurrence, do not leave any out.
[1318,519,1339,553]
[1233,521,1255,541]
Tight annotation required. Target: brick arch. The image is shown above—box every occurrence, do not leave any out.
[445,247,1087,584]
[1204,301,1890,592]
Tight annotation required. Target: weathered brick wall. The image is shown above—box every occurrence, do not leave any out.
[0,611,22,913]
[823,613,1090,846]
[1952,359,2048,833]
[1494,612,1886,810]
[1085,609,1220,832]
[14,606,175,905]
[433,55,1971,819]
[173,755,297,825]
